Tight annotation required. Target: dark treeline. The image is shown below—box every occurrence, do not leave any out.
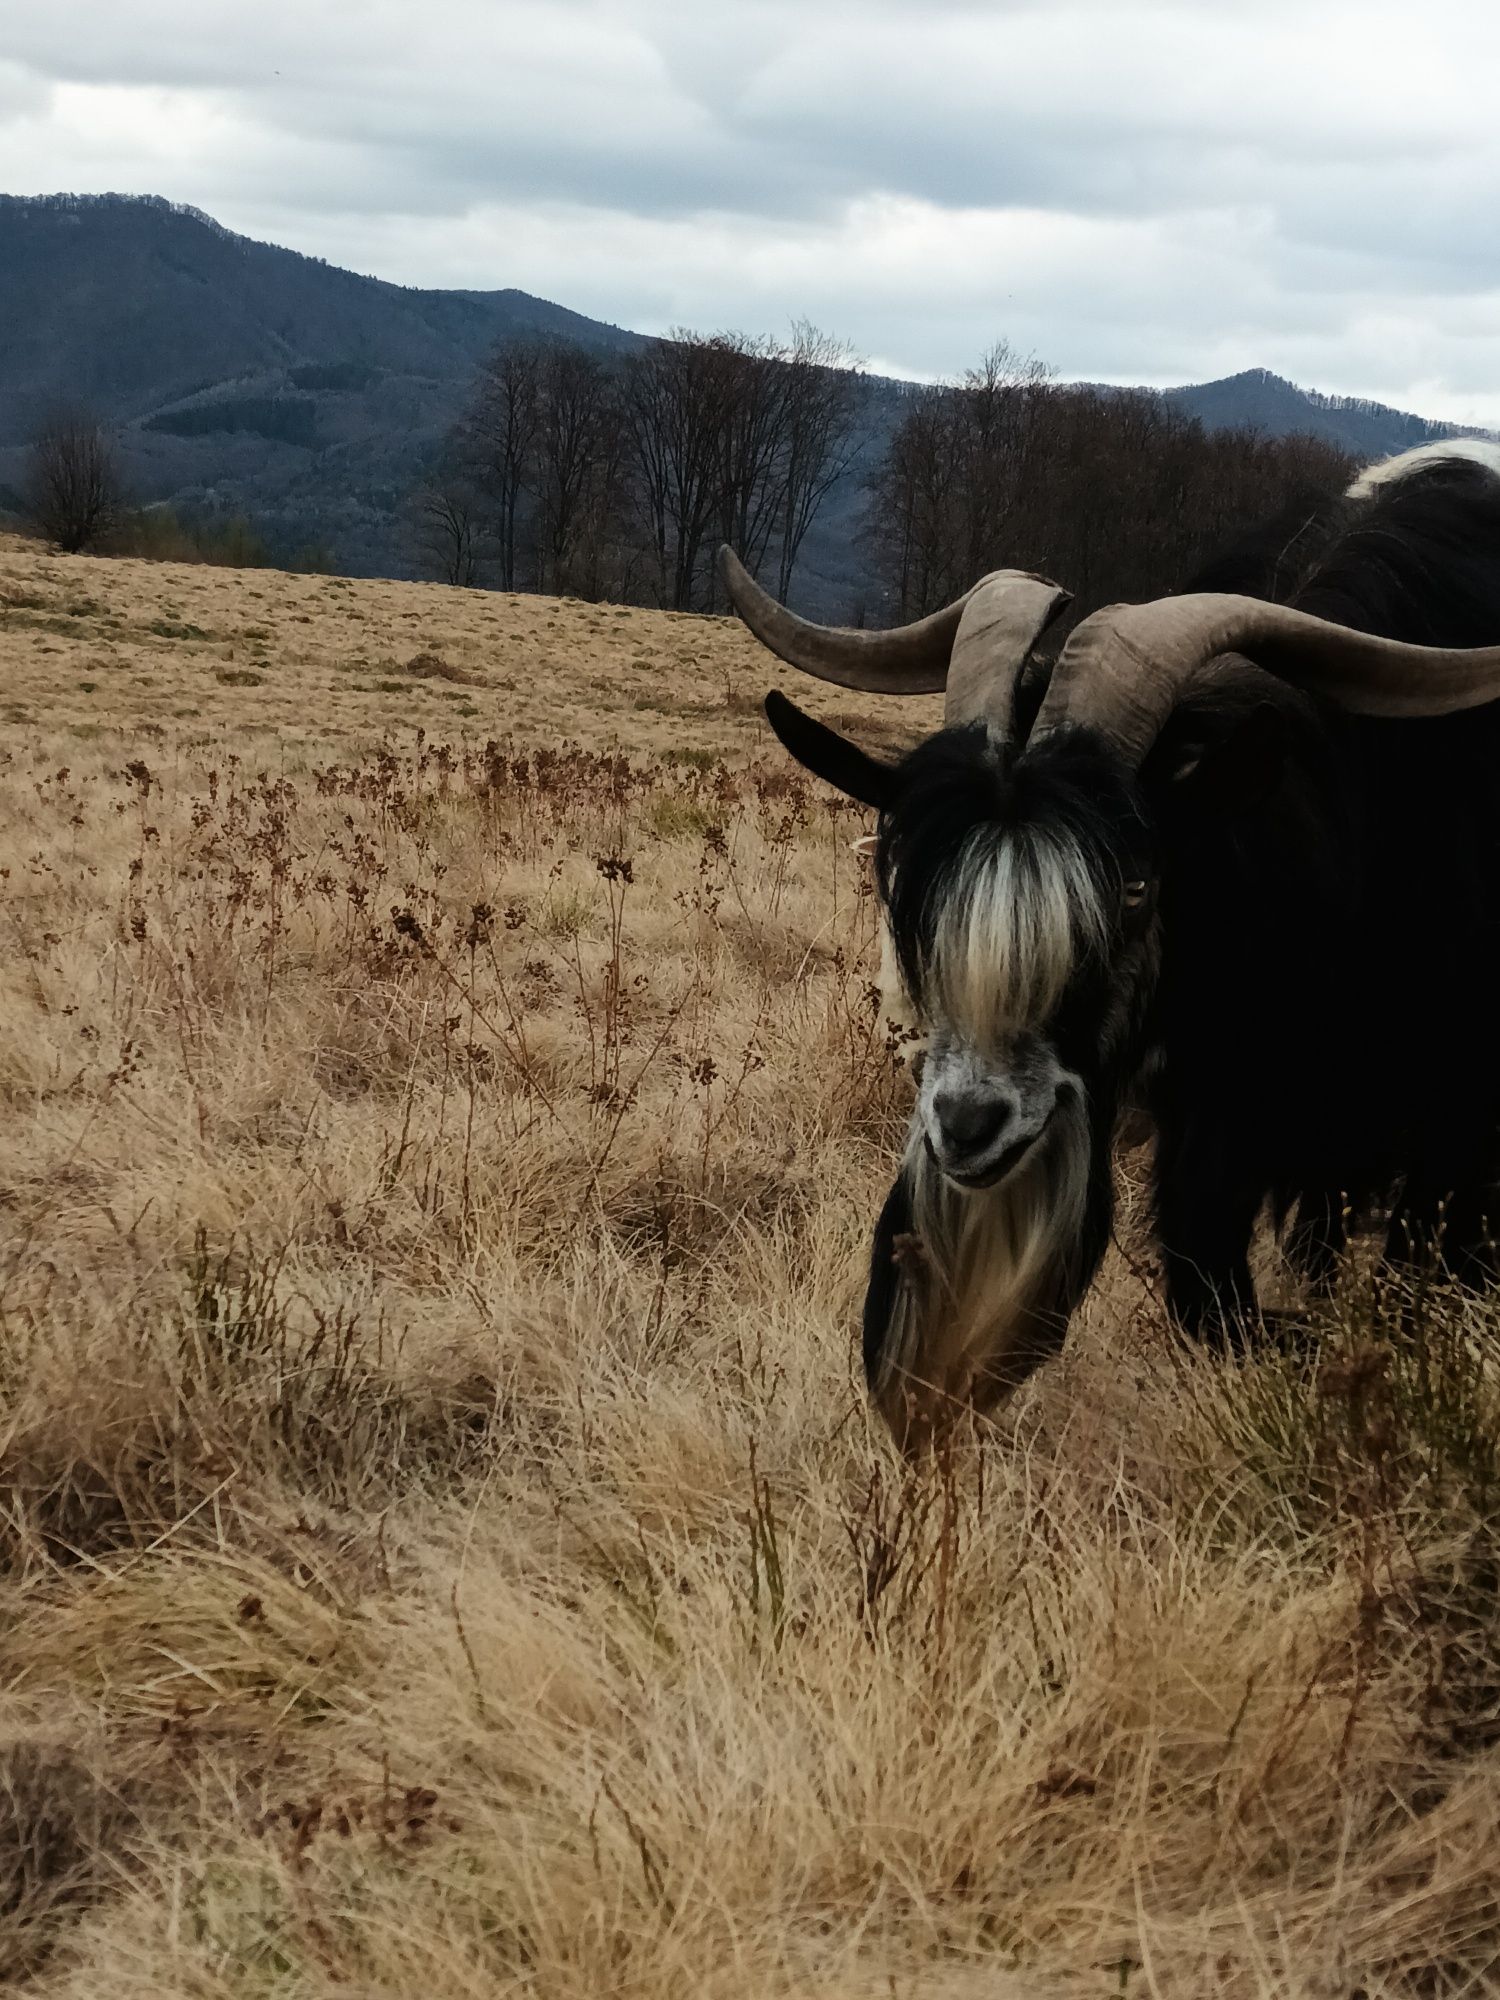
[12,332,1358,602]
[868,343,1357,619]
[420,330,1358,622]
[418,323,863,609]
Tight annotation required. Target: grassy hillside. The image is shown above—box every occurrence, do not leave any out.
[0,544,1496,1996]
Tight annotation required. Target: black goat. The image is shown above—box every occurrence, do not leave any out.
[723,442,1500,1445]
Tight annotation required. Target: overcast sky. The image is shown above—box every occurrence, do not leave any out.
[4,1,1500,422]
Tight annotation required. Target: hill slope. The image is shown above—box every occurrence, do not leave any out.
[0,194,638,575]
[0,193,636,442]
[1162,368,1471,459]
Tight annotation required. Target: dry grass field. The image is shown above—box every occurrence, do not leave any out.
[0,537,1497,1997]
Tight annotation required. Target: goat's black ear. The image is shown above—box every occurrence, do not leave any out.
[1157,701,1290,808]
[763,691,896,811]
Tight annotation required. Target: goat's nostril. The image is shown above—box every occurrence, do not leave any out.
[932,1089,1011,1157]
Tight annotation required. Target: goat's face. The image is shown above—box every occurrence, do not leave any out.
[880,723,1159,1186]
[859,724,1159,1440]
[763,695,1159,1444]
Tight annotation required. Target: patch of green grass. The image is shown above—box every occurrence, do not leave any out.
[534,883,597,940]
[644,795,720,841]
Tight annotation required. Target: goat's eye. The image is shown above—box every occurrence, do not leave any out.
[1122,879,1150,910]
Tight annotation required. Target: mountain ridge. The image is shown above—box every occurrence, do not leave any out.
[0,194,1487,595]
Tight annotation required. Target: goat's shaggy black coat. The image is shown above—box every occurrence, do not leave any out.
[768,449,1500,1398]
[866,450,1500,1368]
[1149,452,1500,1328]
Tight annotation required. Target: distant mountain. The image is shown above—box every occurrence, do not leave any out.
[0,195,1489,599]
[0,193,639,574]
[1157,368,1487,460]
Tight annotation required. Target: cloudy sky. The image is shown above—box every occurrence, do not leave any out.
[4,1,1500,421]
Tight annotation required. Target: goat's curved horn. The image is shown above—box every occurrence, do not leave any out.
[943,570,1072,732]
[1032,592,1500,768]
[719,545,1070,727]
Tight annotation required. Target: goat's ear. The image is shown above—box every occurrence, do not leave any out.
[1155,700,1290,809]
[763,691,896,811]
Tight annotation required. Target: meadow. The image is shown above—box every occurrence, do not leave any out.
[0,535,1496,1997]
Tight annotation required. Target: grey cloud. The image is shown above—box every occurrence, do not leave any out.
[4,0,1500,420]
[0,61,48,122]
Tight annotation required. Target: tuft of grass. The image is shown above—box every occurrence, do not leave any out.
[644,793,720,841]
[1200,1254,1500,1552]
[402,649,478,685]
[146,617,209,640]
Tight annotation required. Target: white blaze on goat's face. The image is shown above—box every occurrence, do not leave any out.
[930,820,1109,1044]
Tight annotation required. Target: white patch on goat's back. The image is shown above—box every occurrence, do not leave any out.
[930,826,1107,1045]
[1346,438,1500,502]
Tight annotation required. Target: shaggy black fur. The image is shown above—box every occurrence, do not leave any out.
[1149,452,1500,1332]
[779,448,1500,1377]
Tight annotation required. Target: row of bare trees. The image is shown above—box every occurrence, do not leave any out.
[867,344,1357,620]
[417,324,864,608]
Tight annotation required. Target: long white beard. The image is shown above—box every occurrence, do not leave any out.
[869,1087,1093,1447]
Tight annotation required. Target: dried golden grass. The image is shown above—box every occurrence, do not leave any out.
[0,544,1496,1996]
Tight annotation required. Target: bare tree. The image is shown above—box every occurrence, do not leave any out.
[568,381,637,602]
[24,410,125,553]
[866,383,964,617]
[951,341,1051,586]
[774,322,865,602]
[867,351,1358,623]
[532,342,618,596]
[464,340,543,591]
[414,479,483,587]
[715,334,789,591]
[621,332,736,610]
